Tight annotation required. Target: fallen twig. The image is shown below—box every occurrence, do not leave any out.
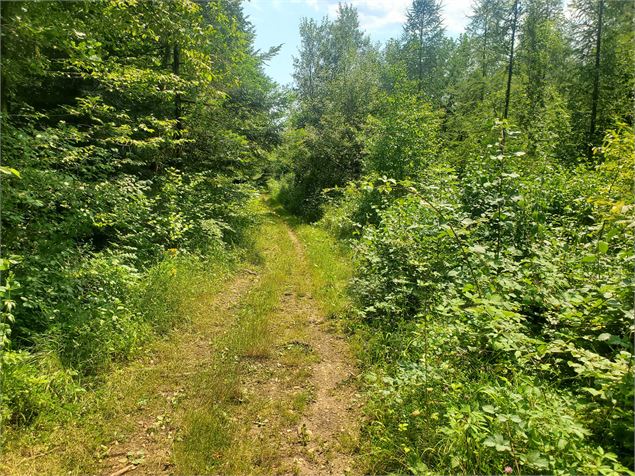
[108,464,136,476]
[17,446,61,465]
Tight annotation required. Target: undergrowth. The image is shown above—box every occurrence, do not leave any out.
[313,124,634,475]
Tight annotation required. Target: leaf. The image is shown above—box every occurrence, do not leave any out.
[0,166,20,178]
[581,254,596,263]
[597,333,611,341]
[598,241,609,253]
[525,450,549,468]
[470,244,487,254]
[483,433,511,452]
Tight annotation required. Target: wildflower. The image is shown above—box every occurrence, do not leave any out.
[504,466,513,474]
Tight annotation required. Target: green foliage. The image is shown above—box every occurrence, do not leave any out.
[363,93,441,179]
[323,124,634,474]
[277,1,634,472]
[402,0,445,101]
[0,0,277,428]
[276,116,365,220]
[279,6,379,219]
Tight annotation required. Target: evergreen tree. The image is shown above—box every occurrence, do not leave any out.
[402,0,445,101]
[569,0,634,159]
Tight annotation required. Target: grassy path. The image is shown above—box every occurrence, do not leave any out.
[1,205,361,475]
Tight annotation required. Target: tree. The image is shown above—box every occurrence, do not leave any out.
[516,0,569,157]
[286,4,378,218]
[502,0,520,146]
[569,0,635,159]
[402,0,445,101]
[468,0,513,102]
[292,18,326,126]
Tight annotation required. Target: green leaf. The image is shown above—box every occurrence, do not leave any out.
[483,433,511,452]
[525,450,549,468]
[0,166,20,178]
[581,254,596,263]
[598,241,609,253]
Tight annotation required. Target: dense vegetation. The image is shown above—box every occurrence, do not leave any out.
[0,0,282,427]
[1,0,633,474]
[275,1,634,474]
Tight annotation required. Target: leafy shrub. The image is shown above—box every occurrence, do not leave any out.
[362,92,441,179]
[0,350,81,426]
[339,126,634,473]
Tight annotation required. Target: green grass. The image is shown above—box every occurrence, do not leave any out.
[1,204,362,475]
[0,250,241,475]
[294,224,353,319]
[173,217,298,474]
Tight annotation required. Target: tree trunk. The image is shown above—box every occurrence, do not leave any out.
[587,0,603,160]
[1,1,14,116]
[481,23,488,101]
[502,0,520,146]
[418,27,423,93]
[173,43,183,136]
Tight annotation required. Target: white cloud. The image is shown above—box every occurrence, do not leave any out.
[269,0,320,12]
[309,0,473,36]
[323,0,409,31]
[443,0,473,36]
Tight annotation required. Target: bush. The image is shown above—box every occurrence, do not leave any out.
[337,127,634,473]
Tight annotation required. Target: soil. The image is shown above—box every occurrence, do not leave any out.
[102,220,361,476]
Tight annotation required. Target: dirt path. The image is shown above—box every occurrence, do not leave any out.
[197,218,362,475]
[1,212,361,476]
[280,229,360,475]
[97,214,361,475]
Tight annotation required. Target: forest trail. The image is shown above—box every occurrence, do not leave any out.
[97,211,362,475]
[1,209,361,476]
[275,228,360,475]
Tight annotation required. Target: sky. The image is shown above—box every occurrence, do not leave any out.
[243,0,474,86]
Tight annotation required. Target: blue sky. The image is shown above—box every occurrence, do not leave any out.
[243,0,475,86]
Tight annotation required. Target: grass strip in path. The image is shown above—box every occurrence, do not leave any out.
[185,209,364,475]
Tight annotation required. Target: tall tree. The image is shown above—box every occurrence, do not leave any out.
[402,0,445,100]
[587,0,603,159]
[502,0,520,145]
[468,0,513,102]
[292,18,327,126]
[516,0,569,157]
[287,5,378,218]
[569,0,634,159]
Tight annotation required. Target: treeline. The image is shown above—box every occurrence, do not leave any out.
[275,1,634,474]
[278,0,632,216]
[0,0,281,426]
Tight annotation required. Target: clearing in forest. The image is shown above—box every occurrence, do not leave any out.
[0,209,361,476]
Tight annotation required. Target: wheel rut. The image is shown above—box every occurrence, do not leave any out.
[100,271,260,476]
[277,228,361,475]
